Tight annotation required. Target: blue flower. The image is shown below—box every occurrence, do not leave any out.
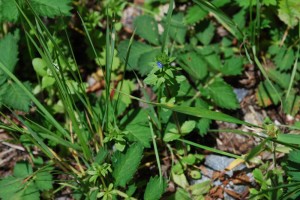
[157,61,163,68]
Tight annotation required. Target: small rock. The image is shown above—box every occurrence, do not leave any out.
[234,88,249,102]
[205,155,235,171]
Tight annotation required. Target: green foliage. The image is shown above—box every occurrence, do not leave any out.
[0,0,72,23]
[179,52,208,80]
[144,176,167,200]
[0,81,32,112]
[30,0,72,17]
[0,162,53,200]
[278,0,300,27]
[2,0,300,199]
[112,143,144,187]
[118,40,160,74]
[0,32,32,111]
[0,33,19,84]
[134,15,160,45]
[207,78,240,109]
[256,80,281,107]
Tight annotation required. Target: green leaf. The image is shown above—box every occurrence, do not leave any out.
[134,15,160,45]
[0,0,19,22]
[196,22,215,45]
[207,78,240,109]
[35,170,53,191]
[172,188,191,200]
[204,52,222,71]
[197,118,211,136]
[185,5,207,24]
[0,33,19,84]
[0,176,23,200]
[182,154,196,165]
[0,82,32,112]
[233,9,246,29]
[277,133,300,145]
[169,13,187,44]
[126,124,151,148]
[118,40,158,72]
[172,171,189,189]
[181,120,196,135]
[278,0,300,27]
[32,58,48,77]
[0,176,39,200]
[188,180,211,196]
[30,0,72,18]
[180,52,208,80]
[274,47,295,71]
[212,0,231,7]
[283,92,300,116]
[138,49,161,75]
[159,103,252,126]
[42,76,55,89]
[256,80,281,107]
[221,56,244,76]
[144,176,167,200]
[267,69,290,89]
[163,132,180,142]
[114,80,135,106]
[13,162,33,178]
[112,143,143,187]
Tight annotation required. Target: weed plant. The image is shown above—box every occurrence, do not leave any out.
[0,0,300,199]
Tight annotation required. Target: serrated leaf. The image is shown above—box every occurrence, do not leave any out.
[169,13,187,44]
[180,52,208,80]
[0,176,23,200]
[35,171,53,191]
[138,49,161,75]
[134,15,160,45]
[235,0,276,7]
[283,93,300,116]
[212,0,231,7]
[13,162,33,178]
[144,176,167,200]
[267,69,290,89]
[221,56,244,75]
[118,40,157,72]
[278,0,300,27]
[185,5,208,24]
[204,52,222,71]
[0,33,19,84]
[30,0,72,18]
[196,22,215,45]
[197,118,211,136]
[207,78,240,109]
[126,124,151,148]
[256,80,281,107]
[112,143,143,187]
[274,47,295,71]
[0,82,31,112]
[0,0,19,22]
[233,9,246,29]
[114,79,135,106]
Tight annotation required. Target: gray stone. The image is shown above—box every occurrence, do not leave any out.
[234,88,248,102]
[205,154,235,171]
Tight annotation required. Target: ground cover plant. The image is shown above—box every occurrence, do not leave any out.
[0,0,300,199]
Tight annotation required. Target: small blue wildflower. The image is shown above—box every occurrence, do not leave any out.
[157,61,163,69]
